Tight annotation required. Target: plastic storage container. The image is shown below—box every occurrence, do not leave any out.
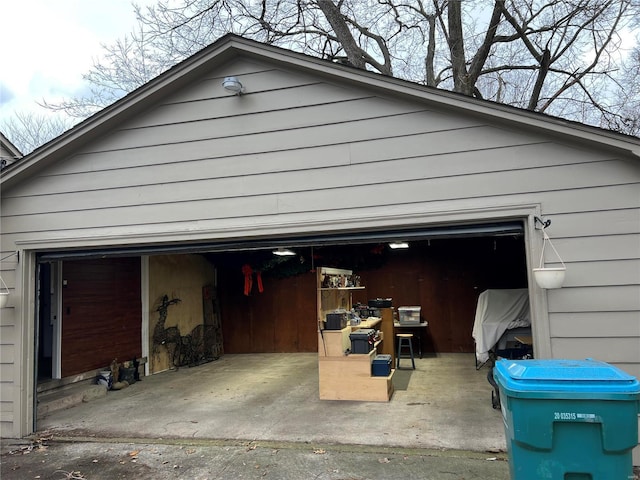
[494,358,640,480]
[325,311,347,330]
[368,298,392,308]
[349,329,375,354]
[372,354,392,376]
[398,306,421,325]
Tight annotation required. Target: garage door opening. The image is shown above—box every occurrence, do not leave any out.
[35,221,531,375]
[35,220,532,438]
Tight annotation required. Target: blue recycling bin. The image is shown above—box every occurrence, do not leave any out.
[494,358,640,480]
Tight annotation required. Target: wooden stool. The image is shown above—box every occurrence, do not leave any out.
[396,333,415,369]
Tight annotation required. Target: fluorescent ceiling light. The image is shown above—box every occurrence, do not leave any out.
[389,242,409,249]
[272,248,296,256]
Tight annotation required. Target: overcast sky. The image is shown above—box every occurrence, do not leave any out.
[0,0,158,124]
[2,1,637,130]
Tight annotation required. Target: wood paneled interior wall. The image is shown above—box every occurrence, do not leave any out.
[351,237,527,353]
[219,268,318,353]
[61,257,142,377]
[219,236,527,354]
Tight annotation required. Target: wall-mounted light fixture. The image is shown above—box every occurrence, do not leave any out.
[389,242,409,249]
[222,76,245,95]
[272,248,296,257]
[0,251,19,308]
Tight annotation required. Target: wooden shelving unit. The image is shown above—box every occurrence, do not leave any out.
[316,267,394,402]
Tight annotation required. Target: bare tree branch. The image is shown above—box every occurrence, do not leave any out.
[26,0,639,147]
[0,111,75,154]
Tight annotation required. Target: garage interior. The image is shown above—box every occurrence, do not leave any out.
[35,221,531,450]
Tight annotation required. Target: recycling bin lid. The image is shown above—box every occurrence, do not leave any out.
[494,358,640,397]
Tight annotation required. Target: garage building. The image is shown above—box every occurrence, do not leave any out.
[1,35,638,460]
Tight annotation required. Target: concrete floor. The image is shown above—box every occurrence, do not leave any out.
[37,352,507,453]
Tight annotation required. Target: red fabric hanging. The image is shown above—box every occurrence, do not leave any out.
[256,271,264,293]
[242,264,253,296]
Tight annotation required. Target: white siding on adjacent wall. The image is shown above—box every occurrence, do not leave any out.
[1,55,639,439]
[0,259,18,436]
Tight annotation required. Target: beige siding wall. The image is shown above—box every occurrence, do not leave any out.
[0,257,19,437]
[1,56,639,437]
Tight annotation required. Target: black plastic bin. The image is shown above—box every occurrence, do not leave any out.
[325,312,347,330]
[349,329,375,354]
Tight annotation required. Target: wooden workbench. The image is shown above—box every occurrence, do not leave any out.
[316,268,394,402]
[317,325,394,401]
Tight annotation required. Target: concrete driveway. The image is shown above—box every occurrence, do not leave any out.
[1,353,513,479]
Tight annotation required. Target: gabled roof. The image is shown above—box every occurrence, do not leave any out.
[2,33,639,190]
[0,131,22,169]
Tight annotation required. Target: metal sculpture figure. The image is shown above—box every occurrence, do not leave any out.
[152,295,182,369]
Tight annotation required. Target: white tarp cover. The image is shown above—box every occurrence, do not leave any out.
[472,289,531,363]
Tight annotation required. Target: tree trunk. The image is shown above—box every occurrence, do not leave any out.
[316,0,366,70]
[425,14,436,87]
[447,0,470,94]
[467,1,503,89]
[528,49,551,110]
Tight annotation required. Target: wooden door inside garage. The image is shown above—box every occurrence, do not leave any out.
[61,257,142,377]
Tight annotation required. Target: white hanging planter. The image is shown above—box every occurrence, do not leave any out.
[0,272,10,307]
[533,267,566,289]
[0,291,8,308]
[533,230,566,289]
[0,251,18,307]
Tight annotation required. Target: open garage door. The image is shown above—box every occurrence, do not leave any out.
[36,221,523,262]
[35,219,529,443]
